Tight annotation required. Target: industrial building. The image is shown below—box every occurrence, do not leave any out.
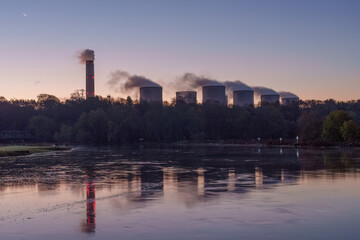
[202,85,226,105]
[140,86,163,103]
[281,97,299,105]
[86,60,95,99]
[233,90,254,107]
[176,91,197,104]
[279,92,300,105]
[80,54,299,107]
[260,94,280,105]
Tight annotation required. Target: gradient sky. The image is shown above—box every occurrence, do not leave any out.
[1,0,359,101]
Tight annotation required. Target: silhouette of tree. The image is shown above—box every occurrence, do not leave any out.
[0,96,360,144]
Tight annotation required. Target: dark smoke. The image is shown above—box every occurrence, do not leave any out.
[125,75,161,89]
[279,91,299,98]
[223,80,252,91]
[77,49,95,63]
[107,70,131,92]
[179,73,223,89]
[253,86,279,96]
[107,70,161,93]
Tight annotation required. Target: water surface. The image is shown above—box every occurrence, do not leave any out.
[0,146,359,239]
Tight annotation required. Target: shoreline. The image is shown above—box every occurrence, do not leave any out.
[0,145,71,157]
[168,141,360,149]
[1,141,359,157]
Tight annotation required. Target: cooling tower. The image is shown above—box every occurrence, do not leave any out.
[202,86,226,105]
[260,94,280,106]
[281,97,300,105]
[140,86,163,103]
[176,91,197,104]
[233,90,254,107]
[86,60,95,99]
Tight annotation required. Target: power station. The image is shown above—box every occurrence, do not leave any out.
[140,86,163,103]
[260,94,280,105]
[176,91,197,104]
[86,60,95,99]
[81,51,299,105]
[202,85,226,105]
[279,92,299,105]
[233,90,254,107]
[281,96,299,105]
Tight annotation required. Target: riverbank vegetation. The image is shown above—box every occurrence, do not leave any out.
[1,94,360,146]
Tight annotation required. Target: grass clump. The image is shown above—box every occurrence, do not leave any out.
[0,145,70,157]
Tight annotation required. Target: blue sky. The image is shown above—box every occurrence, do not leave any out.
[1,0,359,101]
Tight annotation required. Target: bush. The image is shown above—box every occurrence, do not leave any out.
[322,110,352,142]
[341,120,360,142]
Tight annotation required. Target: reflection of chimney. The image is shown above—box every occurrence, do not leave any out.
[86,60,95,99]
[197,168,205,196]
[85,180,96,233]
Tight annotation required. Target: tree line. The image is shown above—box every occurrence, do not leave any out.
[1,94,360,145]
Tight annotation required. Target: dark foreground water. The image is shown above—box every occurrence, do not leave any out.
[0,146,359,240]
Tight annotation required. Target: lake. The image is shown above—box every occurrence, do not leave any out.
[0,146,359,240]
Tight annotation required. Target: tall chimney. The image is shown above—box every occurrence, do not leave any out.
[86,60,95,99]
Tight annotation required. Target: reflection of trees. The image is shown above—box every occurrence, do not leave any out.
[323,152,357,171]
[0,146,359,226]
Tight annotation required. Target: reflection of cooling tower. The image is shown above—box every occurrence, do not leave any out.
[176,91,197,104]
[140,87,163,103]
[255,167,263,186]
[202,86,226,104]
[261,94,280,105]
[233,90,254,107]
[86,60,95,99]
[281,97,299,105]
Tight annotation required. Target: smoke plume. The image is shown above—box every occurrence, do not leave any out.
[252,86,279,96]
[178,73,223,89]
[223,80,252,91]
[221,80,252,103]
[77,49,95,63]
[279,91,299,99]
[107,70,161,93]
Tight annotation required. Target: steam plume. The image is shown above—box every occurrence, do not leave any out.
[179,73,223,89]
[77,49,95,63]
[253,86,279,96]
[223,80,252,91]
[107,70,161,93]
[279,91,299,98]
